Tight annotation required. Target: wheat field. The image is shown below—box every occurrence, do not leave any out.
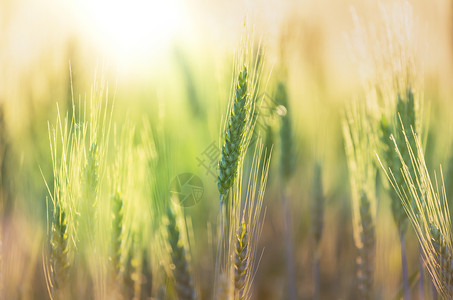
[1,0,453,299]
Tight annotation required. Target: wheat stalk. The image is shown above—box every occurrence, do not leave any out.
[343,99,377,299]
[44,105,78,299]
[356,192,375,299]
[216,67,252,286]
[350,3,423,297]
[311,162,324,300]
[378,88,419,300]
[43,70,114,299]
[167,206,197,300]
[277,82,294,182]
[379,130,453,299]
[311,163,324,247]
[231,140,271,300]
[215,33,265,298]
[276,80,297,300]
[379,89,418,235]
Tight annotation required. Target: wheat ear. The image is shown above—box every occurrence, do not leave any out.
[343,99,376,299]
[356,192,375,300]
[379,89,418,299]
[167,207,196,300]
[50,204,70,295]
[379,130,453,299]
[217,67,250,205]
[234,221,248,299]
[111,192,124,278]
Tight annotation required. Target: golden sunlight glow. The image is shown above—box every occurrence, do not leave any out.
[78,0,186,68]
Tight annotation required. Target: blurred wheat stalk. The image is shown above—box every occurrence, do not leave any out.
[349,1,425,298]
[343,99,377,299]
[380,129,453,299]
[215,26,272,300]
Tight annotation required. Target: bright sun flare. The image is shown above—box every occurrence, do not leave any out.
[80,0,185,68]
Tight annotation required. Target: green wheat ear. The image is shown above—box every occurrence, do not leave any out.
[110,192,124,278]
[217,66,250,204]
[167,207,197,300]
[356,192,375,300]
[343,99,377,299]
[234,222,248,299]
[50,204,70,293]
[387,88,418,234]
[378,114,408,231]
[379,130,453,298]
[428,223,453,295]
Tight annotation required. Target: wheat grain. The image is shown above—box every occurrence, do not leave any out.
[215,37,265,298]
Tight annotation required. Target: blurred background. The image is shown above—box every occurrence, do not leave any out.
[1,0,453,299]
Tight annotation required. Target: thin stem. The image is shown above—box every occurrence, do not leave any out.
[431,281,438,300]
[215,200,227,299]
[313,247,320,300]
[282,190,297,300]
[215,198,231,300]
[418,244,425,300]
[400,232,410,300]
